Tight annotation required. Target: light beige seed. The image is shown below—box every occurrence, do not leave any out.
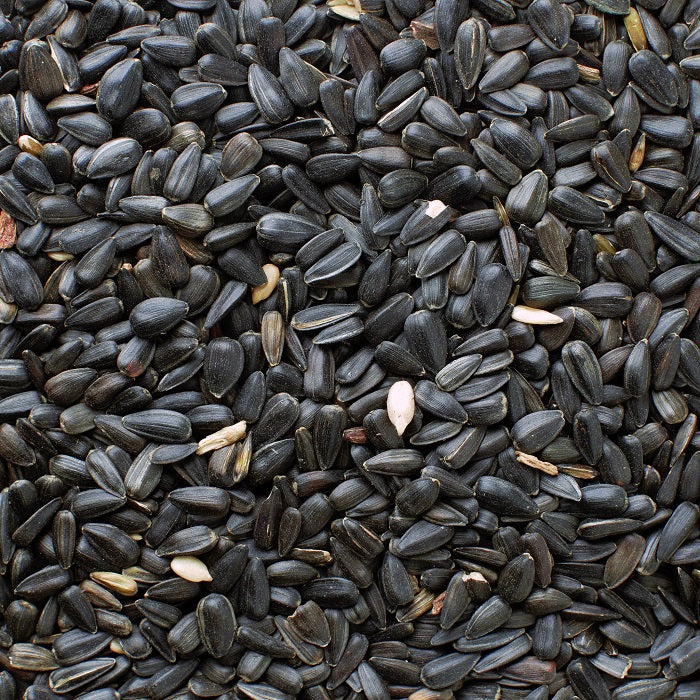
[251,263,280,304]
[329,2,360,20]
[47,252,74,261]
[511,305,564,325]
[289,548,333,565]
[171,555,212,582]
[387,380,415,436]
[196,420,247,454]
[90,571,138,596]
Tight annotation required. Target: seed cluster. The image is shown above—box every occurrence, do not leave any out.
[0,0,699,698]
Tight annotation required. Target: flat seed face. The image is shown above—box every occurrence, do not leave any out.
[0,0,699,698]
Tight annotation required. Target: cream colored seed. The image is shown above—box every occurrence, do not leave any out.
[171,555,212,582]
[252,263,280,304]
[329,2,360,19]
[426,199,447,218]
[47,252,74,261]
[387,380,415,437]
[196,419,247,454]
[511,305,564,325]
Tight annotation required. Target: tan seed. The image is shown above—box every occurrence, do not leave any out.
[261,310,284,366]
[47,252,74,261]
[408,690,453,700]
[197,420,247,454]
[578,64,600,82]
[251,263,280,304]
[343,426,368,443]
[122,566,161,584]
[329,2,360,20]
[0,299,17,323]
[18,134,43,156]
[629,133,646,173]
[515,451,559,475]
[624,8,648,51]
[493,195,509,226]
[80,580,123,610]
[90,571,138,596]
[559,464,598,479]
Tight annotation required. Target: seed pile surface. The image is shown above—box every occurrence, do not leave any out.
[0,0,699,698]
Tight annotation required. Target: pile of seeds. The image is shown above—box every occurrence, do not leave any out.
[0,0,699,697]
